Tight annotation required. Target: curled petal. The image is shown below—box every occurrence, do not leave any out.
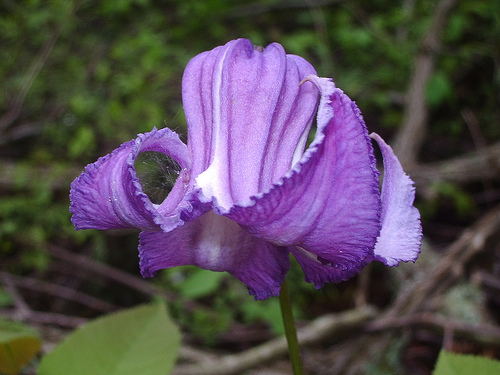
[70,128,190,232]
[370,133,422,266]
[139,212,290,300]
[290,247,367,288]
[182,38,318,210]
[226,76,381,284]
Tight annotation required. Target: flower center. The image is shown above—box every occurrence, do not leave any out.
[135,151,182,204]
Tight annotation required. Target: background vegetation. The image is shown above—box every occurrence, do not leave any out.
[1,0,499,374]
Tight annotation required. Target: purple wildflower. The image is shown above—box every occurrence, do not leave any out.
[70,39,422,300]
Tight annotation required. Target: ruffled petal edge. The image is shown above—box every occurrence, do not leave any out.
[370,133,422,266]
[70,127,190,232]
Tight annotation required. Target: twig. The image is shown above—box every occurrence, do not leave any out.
[408,141,500,193]
[462,108,488,152]
[46,245,173,299]
[393,0,457,167]
[178,346,219,364]
[333,203,500,374]
[366,312,500,346]
[0,308,87,328]
[461,108,496,191]
[471,270,500,305]
[0,271,118,313]
[47,245,166,297]
[391,203,500,315]
[171,305,377,375]
[443,323,455,351]
[45,245,208,314]
[354,264,370,307]
[0,273,31,319]
[471,270,500,291]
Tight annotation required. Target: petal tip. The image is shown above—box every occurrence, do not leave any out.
[370,133,422,266]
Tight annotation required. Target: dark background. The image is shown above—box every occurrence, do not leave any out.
[1,0,499,374]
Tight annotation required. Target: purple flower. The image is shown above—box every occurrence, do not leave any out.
[70,39,421,300]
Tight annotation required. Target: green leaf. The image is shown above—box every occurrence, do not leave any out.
[178,269,226,299]
[0,319,42,375]
[433,350,500,375]
[38,303,181,375]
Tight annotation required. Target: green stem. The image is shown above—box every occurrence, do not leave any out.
[279,278,303,375]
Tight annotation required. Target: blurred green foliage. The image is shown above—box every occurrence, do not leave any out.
[161,260,313,343]
[0,0,499,364]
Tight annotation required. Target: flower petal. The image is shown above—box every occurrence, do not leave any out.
[70,127,190,231]
[370,133,422,266]
[290,246,367,288]
[226,77,381,282]
[182,38,318,211]
[139,211,290,300]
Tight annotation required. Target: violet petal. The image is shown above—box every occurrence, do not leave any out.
[139,212,290,300]
[182,39,318,211]
[226,76,381,281]
[290,247,367,288]
[370,133,422,266]
[70,127,190,231]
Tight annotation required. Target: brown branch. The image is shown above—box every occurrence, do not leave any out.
[332,203,500,374]
[45,245,209,315]
[0,308,87,329]
[471,270,500,305]
[0,273,31,319]
[393,0,458,167]
[0,271,118,313]
[390,203,500,316]
[366,312,500,346]
[354,263,370,307]
[172,305,377,375]
[407,141,500,194]
[472,270,500,291]
[45,245,173,299]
